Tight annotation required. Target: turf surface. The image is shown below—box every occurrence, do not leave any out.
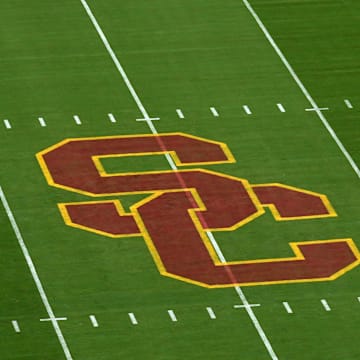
[0,1,359,359]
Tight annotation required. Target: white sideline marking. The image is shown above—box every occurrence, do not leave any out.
[176,109,185,119]
[108,113,117,123]
[38,117,46,127]
[206,307,216,319]
[12,320,20,333]
[210,107,219,117]
[79,2,278,359]
[4,119,11,129]
[0,187,73,359]
[344,99,353,109]
[89,315,99,328]
[243,105,252,115]
[282,302,293,314]
[128,312,138,325]
[73,115,82,125]
[277,103,286,113]
[242,0,360,179]
[167,310,178,322]
[321,299,331,312]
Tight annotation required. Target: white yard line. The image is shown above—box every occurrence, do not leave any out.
[210,107,219,117]
[3,119,11,129]
[243,105,252,115]
[344,99,353,109]
[206,307,216,319]
[176,108,185,119]
[79,1,279,359]
[242,0,360,179]
[108,113,117,123]
[282,302,293,314]
[0,186,73,360]
[276,103,286,113]
[89,315,99,327]
[128,312,138,325]
[79,0,150,120]
[320,299,331,312]
[11,320,21,333]
[38,117,47,127]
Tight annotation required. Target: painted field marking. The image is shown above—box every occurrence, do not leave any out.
[79,2,279,359]
[358,296,360,303]
[243,105,252,115]
[242,0,360,178]
[305,107,329,112]
[167,310,178,322]
[40,317,67,322]
[108,113,117,123]
[234,303,261,309]
[320,299,331,312]
[89,315,99,328]
[0,187,73,359]
[282,302,293,314]
[206,307,216,319]
[176,109,185,119]
[73,115,82,125]
[277,103,286,113]
[344,99,353,109]
[210,107,219,117]
[11,320,21,333]
[3,119,11,129]
[128,312,138,325]
[38,117,47,127]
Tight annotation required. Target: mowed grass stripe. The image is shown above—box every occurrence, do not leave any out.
[242,0,359,178]
[78,2,279,359]
[0,187,74,360]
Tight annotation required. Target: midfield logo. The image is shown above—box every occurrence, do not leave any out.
[37,133,359,287]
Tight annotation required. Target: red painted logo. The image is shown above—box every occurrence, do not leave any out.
[37,133,360,287]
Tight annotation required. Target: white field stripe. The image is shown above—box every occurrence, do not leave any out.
[38,117,47,127]
[108,113,117,123]
[277,103,286,113]
[0,187,73,359]
[344,99,353,109]
[282,302,293,314]
[242,0,359,179]
[73,115,82,125]
[358,296,360,303]
[80,2,278,359]
[206,307,216,319]
[176,109,185,119]
[243,105,252,115]
[321,299,331,311]
[128,312,138,325]
[89,315,99,327]
[210,107,219,117]
[40,317,67,322]
[167,310,178,322]
[4,119,11,129]
[79,0,150,119]
[12,320,20,333]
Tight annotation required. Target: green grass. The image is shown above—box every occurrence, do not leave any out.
[0,1,359,359]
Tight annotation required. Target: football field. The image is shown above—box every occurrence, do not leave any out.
[0,1,359,359]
